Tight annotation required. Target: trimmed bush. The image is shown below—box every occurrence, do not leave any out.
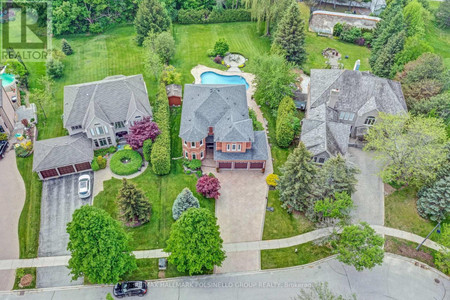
[143,139,153,162]
[177,9,251,24]
[213,38,229,57]
[151,137,171,175]
[91,159,100,171]
[110,150,143,176]
[188,159,202,170]
[172,188,200,220]
[96,156,107,169]
[196,174,221,200]
[266,174,279,187]
[276,96,297,148]
[249,109,264,131]
[151,82,171,175]
[46,58,64,79]
[94,146,117,157]
[61,39,73,55]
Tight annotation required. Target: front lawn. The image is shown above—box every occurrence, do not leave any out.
[123,258,188,281]
[16,156,42,259]
[261,241,332,270]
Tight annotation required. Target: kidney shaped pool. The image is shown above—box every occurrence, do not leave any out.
[200,71,249,90]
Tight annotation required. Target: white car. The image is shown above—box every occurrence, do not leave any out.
[78,174,91,199]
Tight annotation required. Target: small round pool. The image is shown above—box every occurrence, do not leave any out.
[201,71,249,89]
[0,73,15,87]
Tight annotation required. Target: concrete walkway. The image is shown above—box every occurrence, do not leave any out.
[0,151,26,290]
[191,65,274,273]
[0,226,445,271]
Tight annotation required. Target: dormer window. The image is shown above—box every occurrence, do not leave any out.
[339,112,355,121]
[114,121,125,129]
[71,125,82,130]
[364,116,376,125]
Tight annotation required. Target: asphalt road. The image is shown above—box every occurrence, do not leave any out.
[1,254,448,300]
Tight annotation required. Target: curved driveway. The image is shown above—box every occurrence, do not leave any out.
[0,151,26,290]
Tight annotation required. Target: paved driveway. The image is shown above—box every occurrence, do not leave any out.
[0,151,26,290]
[38,172,93,257]
[347,147,384,225]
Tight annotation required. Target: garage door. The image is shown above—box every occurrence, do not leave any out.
[75,162,91,172]
[40,169,58,179]
[250,162,264,169]
[218,162,232,169]
[234,162,248,169]
[57,165,75,175]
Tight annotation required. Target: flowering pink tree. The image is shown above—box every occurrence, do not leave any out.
[125,117,160,150]
[196,175,221,200]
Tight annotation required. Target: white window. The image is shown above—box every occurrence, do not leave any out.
[107,137,112,145]
[232,144,236,151]
[96,126,104,135]
[185,151,188,158]
[200,139,203,146]
[364,116,376,125]
[104,126,108,134]
[201,151,204,159]
[94,139,99,147]
[90,128,96,136]
[227,144,230,151]
[184,140,187,146]
[191,142,196,148]
[238,144,242,151]
[114,121,125,129]
[348,113,355,121]
[99,138,107,147]
[339,112,345,120]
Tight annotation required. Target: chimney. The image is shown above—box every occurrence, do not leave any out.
[328,89,339,109]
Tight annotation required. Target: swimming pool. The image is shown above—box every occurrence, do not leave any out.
[0,73,15,87]
[200,71,249,89]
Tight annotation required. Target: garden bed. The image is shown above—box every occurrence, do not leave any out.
[110,149,143,176]
[13,267,36,290]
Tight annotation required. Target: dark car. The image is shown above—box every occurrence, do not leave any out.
[0,140,8,159]
[113,281,147,298]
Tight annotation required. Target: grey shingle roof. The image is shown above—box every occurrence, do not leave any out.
[180,85,254,142]
[32,134,94,172]
[214,131,268,161]
[301,70,407,157]
[166,84,182,97]
[63,74,152,128]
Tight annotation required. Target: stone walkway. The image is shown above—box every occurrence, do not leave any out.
[0,151,26,290]
[0,226,445,271]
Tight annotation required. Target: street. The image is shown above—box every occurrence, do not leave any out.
[1,254,448,300]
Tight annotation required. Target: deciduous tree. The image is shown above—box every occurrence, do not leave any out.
[125,117,160,150]
[164,208,225,275]
[314,192,353,225]
[196,175,221,199]
[172,188,200,220]
[66,205,136,284]
[117,179,152,225]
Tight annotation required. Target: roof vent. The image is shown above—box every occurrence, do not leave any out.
[328,89,339,109]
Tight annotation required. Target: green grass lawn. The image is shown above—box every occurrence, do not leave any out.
[426,2,450,68]
[13,267,36,290]
[123,258,190,281]
[16,156,42,259]
[263,191,314,240]
[385,186,444,242]
[261,242,332,269]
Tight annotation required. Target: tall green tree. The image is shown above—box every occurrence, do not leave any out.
[335,222,385,271]
[403,0,428,37]
[372,30,406,78]
[66,206,136,284]
[243,0,291,35]
[364,113,448,187]
[165,208,225,275]
[314,192,354,225]
[278,143,318,212]
[417,175,450,222]
[172,188,200,220]
[117,179,152,225]
[276,96,296,148]
[135,0,171,46]
[436,0,450,29]
[253,55,295,109]
[153,32,176,64]
[272,1,306,65]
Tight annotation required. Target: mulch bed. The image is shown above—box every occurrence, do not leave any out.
[385,238,435,267]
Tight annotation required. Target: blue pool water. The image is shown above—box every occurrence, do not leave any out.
[0,73,15,87]
[200,71,249,89]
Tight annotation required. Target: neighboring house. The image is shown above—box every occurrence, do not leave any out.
[32,134,94,180]
[166,84,182,106]
[63,74,152,149]
[309,11,381,35]
[301,69,407,163]
[0,82,17,135]
[180,84,268,171]
[313,0,386,15]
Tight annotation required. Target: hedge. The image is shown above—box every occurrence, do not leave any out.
[151,82,171,175]
[110,150,143,176]
[177,9,251,24]
[276,96,296,148]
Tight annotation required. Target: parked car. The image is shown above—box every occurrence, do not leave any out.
[78,174,91,199]
[0,140,8,159]
[113,281,147,298]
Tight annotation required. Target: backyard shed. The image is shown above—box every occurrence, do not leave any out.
[166,84,182,106]
[33,134,94,180]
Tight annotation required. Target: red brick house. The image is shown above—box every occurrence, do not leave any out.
[166,84,182,107]
[180,84,268,171]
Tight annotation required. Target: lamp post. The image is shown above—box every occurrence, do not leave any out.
[416,222,441,251]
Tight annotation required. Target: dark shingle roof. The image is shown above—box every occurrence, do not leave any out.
[63,74,152,128]
[214,131,268,161]
[166,84,182,97]
[180,84,254,142]
[32,134,94,172]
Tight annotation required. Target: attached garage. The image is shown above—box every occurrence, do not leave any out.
[234,162,248,169]
[33,134,94,180]
[218,162,232,169]
[250,162,264,169]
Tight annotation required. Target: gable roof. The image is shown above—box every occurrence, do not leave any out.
[32,134,94,172]
[180,84,254,142]
[63,74,152,128]
[214,131,268,161]
[166,84,182,97]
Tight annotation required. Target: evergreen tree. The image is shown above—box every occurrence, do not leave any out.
[135,0,171,46]
[117,179,152,225]
[372,30,406,78]
[66,206,136,284]
[417,176,450,222]
[436,0,450,29]
[172,188,200,220]
[61,39,73,55]
[278,143,318,212]
[272,1,306,65]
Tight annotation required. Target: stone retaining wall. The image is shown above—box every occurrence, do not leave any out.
[309,10,381,35]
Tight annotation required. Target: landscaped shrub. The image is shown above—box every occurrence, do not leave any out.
[187,159,202,170]
[196,170,202,177]
[0,133,7,141]
[110,150,143,176]
[96,156,107,169]
[46,58,64,79]
[196,174,221,200]
[333,23,344,37]
[61,39,73,55]
[172,188,200,220]
[276,96,297,148]
[161,65,181,85]
[151,136,171,175]
[94,146,117,158]
[214,55,222,64]
[266,174,279,187]
[151,82,171,175]
[249,109,264,131]
[143,139,153,162]
[213,38,229,57]
[91,159,100,171]
[177,9,250,24]
[340,25,362,43]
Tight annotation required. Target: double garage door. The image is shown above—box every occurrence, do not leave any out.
[218,162,264,170]
[39,162,91,179]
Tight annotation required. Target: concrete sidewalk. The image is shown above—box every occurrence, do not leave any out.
[0,226,445,271]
